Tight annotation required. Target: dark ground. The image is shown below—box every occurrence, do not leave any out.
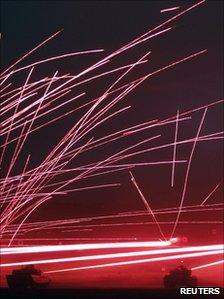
[1,288,224,299]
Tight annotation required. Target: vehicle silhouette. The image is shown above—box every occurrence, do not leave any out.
[163,265,197,288]
[6,265,50,289]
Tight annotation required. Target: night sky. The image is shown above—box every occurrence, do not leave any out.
[1,0,223,226]
[0,2,223,289]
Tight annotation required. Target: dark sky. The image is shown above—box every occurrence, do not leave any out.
[1,1,223,239]
[1,1,223,66]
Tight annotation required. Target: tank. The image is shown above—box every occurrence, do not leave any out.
[6,265,50,289]
[163,265,197,288]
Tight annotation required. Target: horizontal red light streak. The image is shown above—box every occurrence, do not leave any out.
[191,260,224,270]
[44,250,223,274]
[1,240,176,255]
[1,244,223,268]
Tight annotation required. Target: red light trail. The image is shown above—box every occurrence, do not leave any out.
[191,260,224,271]
[1,239,177,255]
[160,7,180,14]
[44,250,223,274]
[1,244,222,268]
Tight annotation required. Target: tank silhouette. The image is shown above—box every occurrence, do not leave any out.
[163,265,197,288]
[6,265,50,289]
